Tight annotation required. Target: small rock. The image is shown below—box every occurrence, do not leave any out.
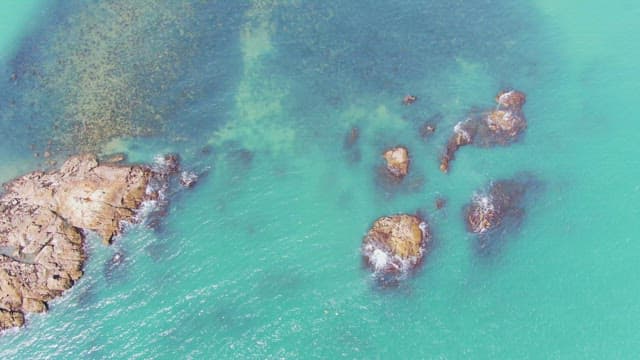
[402,95,417,105]
[383,146,410,179]
[179,171,198,188]
[420,122,436,138]
[0,309,24,331]
[440,89,527,173]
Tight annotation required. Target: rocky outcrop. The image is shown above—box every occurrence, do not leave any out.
[440,89,527,173]
[383,146,410,179]
[362,214,430,276]
[465,176,532,234]
[439,121,474,173]
[0,154,179,331]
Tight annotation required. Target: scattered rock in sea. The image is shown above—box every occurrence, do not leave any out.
[440,89,527,173]
[420,122,437,139]
[464,175,538,254]
[402,94,417,105]
[104,250,127,282]
[179,171,198,188]
[420,113,442,140]
[0,154,185,331]
[382,146,410,179]
[154,153,180,176]
[361,214,430,279]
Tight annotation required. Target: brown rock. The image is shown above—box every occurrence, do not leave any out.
[496,89,526,110]
[22,298,47,313]
[439,120,475,173]
[440,89,527,173]
[0,309,24,331]
[0,154,180,332]
[383,146,410,179]
[362,214,430,274]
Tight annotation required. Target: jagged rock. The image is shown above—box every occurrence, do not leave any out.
[361,214,430,275]
[383,146,410,179]
[440,89,527,173]
[496,89,526,109]
[439,121,475,173]
[179,171,198,188]
[0,154,181,331]
[465,176,532,234]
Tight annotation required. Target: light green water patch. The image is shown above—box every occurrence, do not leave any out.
[0,0,45,65]
[210,1,297,154]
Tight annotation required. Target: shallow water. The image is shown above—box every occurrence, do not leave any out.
[0,0,639,358]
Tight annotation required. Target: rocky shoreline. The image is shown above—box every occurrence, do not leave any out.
[0,154,185,331]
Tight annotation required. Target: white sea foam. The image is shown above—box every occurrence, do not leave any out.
[454,121,472,141]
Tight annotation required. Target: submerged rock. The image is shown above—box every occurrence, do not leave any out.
[464,175,537,254]
[179,171,198,188]
[402,94,417,105]
[343,127,361,163]
[344,127,359,149]
[362,214,430,277]
[382,146,410,179]
[0,154,182,331]
[440,89,527,173]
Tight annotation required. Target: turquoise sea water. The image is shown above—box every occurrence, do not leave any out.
[1,1,639,358]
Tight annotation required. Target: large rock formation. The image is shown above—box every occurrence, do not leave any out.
[382,146,410,179]
[0,154,179,331]
[361,214,430,276]
[440,89,527,173]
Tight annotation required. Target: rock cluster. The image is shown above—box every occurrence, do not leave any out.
[0,154,178,331]
[362,214,430,275]
[440,89,527,173]
[382,146,410,179]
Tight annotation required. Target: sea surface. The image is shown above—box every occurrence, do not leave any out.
[0,1,639,358]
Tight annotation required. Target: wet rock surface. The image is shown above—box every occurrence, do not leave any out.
[362,214,430,278]
[440,90,527,173]
[0,154,181,331]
